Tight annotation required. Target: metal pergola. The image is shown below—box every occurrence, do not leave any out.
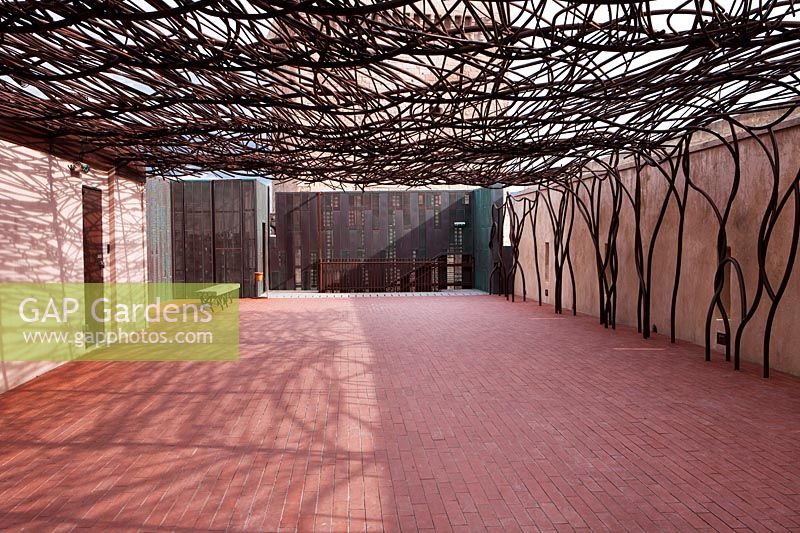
[0,1,797,185]
[2,1,800,376]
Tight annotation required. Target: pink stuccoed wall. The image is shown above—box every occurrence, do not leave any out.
[0,138,146,393]
[512,119,800,377]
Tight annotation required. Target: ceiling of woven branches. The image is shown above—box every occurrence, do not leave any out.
[1,1,799,185]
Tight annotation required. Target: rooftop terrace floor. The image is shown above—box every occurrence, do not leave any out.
[1,295,799,531]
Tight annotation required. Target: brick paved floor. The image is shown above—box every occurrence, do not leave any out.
[1,296,799,532]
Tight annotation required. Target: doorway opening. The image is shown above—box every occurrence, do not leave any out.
[82,186,104,332]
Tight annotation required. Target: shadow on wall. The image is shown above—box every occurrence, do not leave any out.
[0,140,85,392]
[0,139,146,393]
[108,170,147,283]
[0,141,83,284]
[505,120,800,377]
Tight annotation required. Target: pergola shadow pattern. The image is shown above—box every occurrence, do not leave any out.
[5,3,800,376]
[0,296,798,531]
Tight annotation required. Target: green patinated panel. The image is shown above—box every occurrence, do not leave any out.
[471,186,503,292]
[255,179,269,295]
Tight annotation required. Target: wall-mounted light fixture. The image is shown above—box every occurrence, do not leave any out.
[68,162,91,174]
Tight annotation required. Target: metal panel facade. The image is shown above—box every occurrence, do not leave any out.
[471,187,503,292]
[185,181,214,284]
[171,179,268,297]
[269,190,477,291]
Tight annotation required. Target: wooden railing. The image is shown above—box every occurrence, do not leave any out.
[319,255,473,293]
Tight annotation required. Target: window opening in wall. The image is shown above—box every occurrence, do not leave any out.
[310,251,319,289]
[324,230,333,260]
[388,227,397,259]
[453,226,463,251]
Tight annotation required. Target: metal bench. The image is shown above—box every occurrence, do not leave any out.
[195,284,240,311]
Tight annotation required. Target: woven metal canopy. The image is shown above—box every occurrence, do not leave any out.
[1,1,799,185]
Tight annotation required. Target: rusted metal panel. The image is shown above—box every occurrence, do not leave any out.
[170,179,267,297]
[170,181,185,283]
[186,181,214,283]
[271,190,477,291]
[212,180,238,289]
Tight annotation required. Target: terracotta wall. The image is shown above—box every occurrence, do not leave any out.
[512,121,800,376]
[0,138,146,393]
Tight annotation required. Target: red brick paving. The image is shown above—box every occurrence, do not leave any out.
[1,295,800,531]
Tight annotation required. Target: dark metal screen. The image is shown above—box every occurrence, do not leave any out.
[270,191,474,291]
[171,179,268,297]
